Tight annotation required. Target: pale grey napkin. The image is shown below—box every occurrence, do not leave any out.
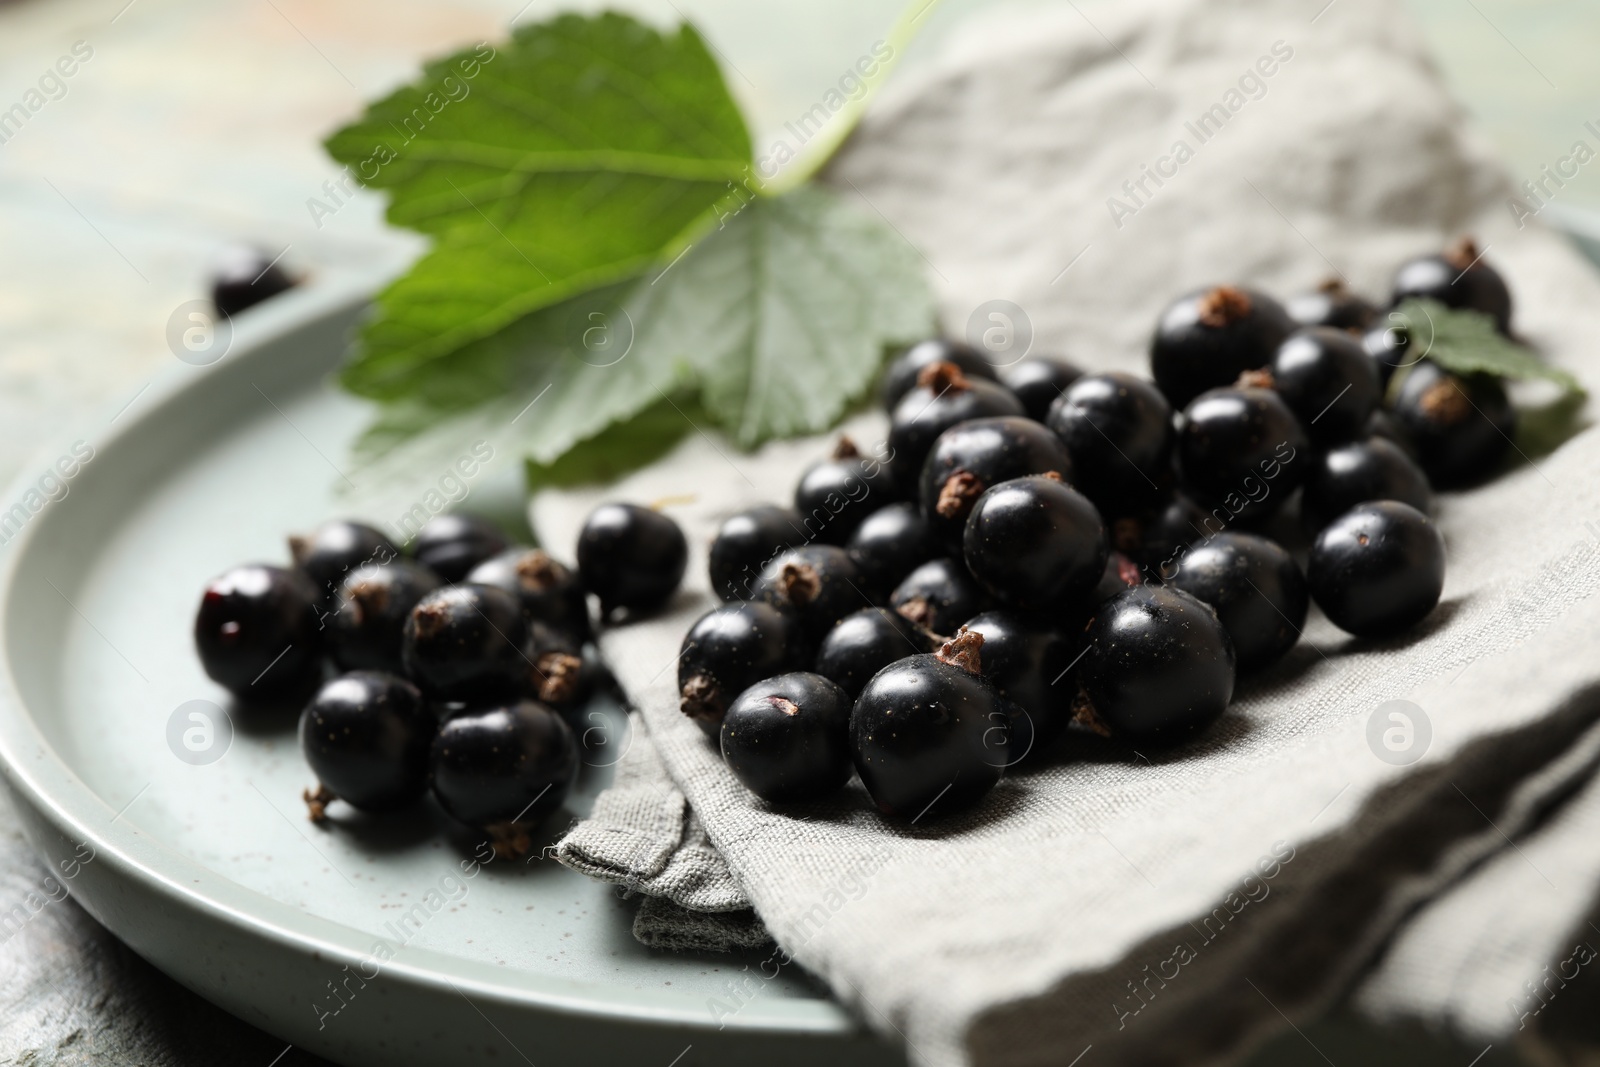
[543,0,1600,1063]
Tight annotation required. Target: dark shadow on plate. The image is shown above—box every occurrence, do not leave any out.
[227,689,312,738]
[307,794,449,855]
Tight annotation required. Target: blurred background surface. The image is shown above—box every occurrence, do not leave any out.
[1,0,1596,1063]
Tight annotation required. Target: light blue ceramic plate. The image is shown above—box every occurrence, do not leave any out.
[0,276,900,1067]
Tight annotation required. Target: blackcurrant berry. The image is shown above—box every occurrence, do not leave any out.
[720,672,853,804]
[1076,585,1235,746]
[1362,408,1412,454]
[850,631,1010,820]
[467,547,591,639]
[1301,438,1431,534]
[1286,278,1378,332]
[887,362,1025,487]
[845,501,937,597]
[708,504,805,602]
[194,564,323,699]
[1361,320,1414,388]
[678,601,803,737]
[1307,501,1444,638]
[328,560,442,674]
[1177,386,1308,518]
[402,584,527,703]
[411,514,510,584]
[1086,550,1146,609]
[1150,285,1293,409]
[576,503,688,618]
[1001,356,1083,422]
[890,557,986,635]
[1267,327,1381,445]
[298,671,432,819]
[1045,371,1173,511]
[793,436,897,545]
[430,700,578,858]
[880,338,999,409]
[919,415,1073,549]
[751,545,865,643]
[963,474,1106,610]
[1391,237,1512,334]
[1168,532,1306,671]
[289,520,397,603]
[210,243,296,318]
[814,607,937,698]
[958,612,1076,760]
[524,621,587,708]
[1390,361,1515,489]
[1110,494,1211,581]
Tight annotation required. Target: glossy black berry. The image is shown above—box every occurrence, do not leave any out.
[958,612,1076,761]
[880,338,999,409]
[845,501,937,597]
[1168,532,1306,671]
[1001,356,1083,422]
[1362,408,1412,453]
[576,503,688,618]
[210,243,295,318]
[919,415,1073,550]
[1267,327,1382,445]
[1077,585,1235,745]
[298,671,432,818]
[850,632,1010,820]
[1361,320,1414,388]
[1286,278,1378,332]
[523,621,587,708]
[1110,494,1212,581]
[430,700,578,857]
[887,362,1025,487]
[195,564,323,699]
[289,520,397,603]
[1308,501,1444,638]
[1085,550,1146,611]
[794,436,898,545]
[411,514,510,584]
[720,672,853,804]
[1150,285,1294,409]
[963,474,1106,610]
[328,560,442,674]
[678,601,803,737]
[814,607,937,698]
[1177,386,1308,517]
[708,505,803,602]
[468,547,591,639]
[1391,237,1512,334]
[1390,361,1515,489]
[1046,371,1173,511]
[890,558,986,635]
[402,584,527,703]
[1301,438,1431,534]
[752,545,865,643]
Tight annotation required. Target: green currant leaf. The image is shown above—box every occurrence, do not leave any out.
[1387,298,1586,396]
[325,12,753,398]
[344,184,933,501]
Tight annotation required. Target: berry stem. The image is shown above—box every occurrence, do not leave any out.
[936,629,984,675]
[302,784,335,823]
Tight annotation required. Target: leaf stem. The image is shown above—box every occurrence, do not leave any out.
[755,0,944,197]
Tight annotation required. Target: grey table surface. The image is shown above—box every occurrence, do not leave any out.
[2,0,1598,1063]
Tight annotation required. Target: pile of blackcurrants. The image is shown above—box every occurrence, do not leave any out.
[191,237,1515,836]
[687,238,1515,821]
[192,508,689,856]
